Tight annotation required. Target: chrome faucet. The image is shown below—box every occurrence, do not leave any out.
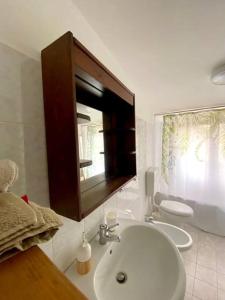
[98,223,120,245]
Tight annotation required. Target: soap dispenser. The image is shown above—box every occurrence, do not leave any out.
[76,232,92,275]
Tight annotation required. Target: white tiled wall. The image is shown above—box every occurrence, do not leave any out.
[0,42,49,203]
[0,41,151,272]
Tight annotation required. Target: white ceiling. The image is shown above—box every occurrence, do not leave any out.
[73,0,225,115]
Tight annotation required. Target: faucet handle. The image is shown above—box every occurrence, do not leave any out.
[107,223,119,232]
[99,224,107,230]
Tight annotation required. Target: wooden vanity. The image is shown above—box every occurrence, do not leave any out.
[0,246,87,300]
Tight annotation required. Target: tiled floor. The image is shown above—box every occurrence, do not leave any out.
[180,224,225,300]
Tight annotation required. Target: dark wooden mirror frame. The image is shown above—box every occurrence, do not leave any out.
[41,32,136,221]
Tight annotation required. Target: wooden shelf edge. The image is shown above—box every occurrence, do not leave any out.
[81,175,135,217]
[79,159,92,168]
[0,246,87,300]
[99,128,135,133]
[77,112,91,124]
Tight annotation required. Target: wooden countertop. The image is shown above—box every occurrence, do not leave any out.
[0,246,88,300]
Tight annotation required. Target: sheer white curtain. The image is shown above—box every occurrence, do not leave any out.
[154,110,225,236]
[78,124,105,179]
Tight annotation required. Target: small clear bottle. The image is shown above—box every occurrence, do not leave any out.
[76,232,92,275]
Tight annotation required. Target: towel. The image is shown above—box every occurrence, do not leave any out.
[0,192,63,262]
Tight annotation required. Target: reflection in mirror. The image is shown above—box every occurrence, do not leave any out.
[77,103,105,182]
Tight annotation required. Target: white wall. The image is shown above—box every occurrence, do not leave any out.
[0,42,49,204]
[0,0,148,121]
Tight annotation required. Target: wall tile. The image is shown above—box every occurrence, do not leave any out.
[38,239,53,261]
[103,194,118,218]
[0,43,27,110]
[115,179,141,219]
[52,217,83,271]
[0,94,23,123]
[84,204,104,240]
[23,123,49,206]
[21,58,45,125]
[0,122,26,195]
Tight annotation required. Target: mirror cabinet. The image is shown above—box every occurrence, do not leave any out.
[41,32,136,221]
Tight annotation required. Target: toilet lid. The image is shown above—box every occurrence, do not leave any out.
[160,200,193,217]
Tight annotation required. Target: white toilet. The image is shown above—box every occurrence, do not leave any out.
[158,200,194,226]
[145,170,194,250]
[146,170,194,226]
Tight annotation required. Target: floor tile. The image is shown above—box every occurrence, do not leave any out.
[218,289,225,300]
[184,294,196,300]
[186,275,195,295]
[218,272,225,291]
[217,251,225,275]
[197,246,217,270]
[185,294,200,300]
[184,258,196,277]
[193,279,217,300]
[182,246,198,263]
[215,237,225,253]
[181,225,225,300]
[198,231,218,244]
[195,264,217,287]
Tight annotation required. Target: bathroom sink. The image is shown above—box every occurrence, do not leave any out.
[65,219,186,300]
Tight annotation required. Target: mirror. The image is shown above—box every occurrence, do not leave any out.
[77,103,105,183]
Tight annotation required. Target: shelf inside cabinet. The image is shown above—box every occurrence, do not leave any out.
[79,159,92,168]
[100,151,135,155]
[99,128,135,134]
[77,113,91,124]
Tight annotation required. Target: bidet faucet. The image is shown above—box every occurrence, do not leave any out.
[144,215,154,223]
[98,223,120,245]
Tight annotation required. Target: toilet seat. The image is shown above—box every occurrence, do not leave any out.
[159,200,193,217]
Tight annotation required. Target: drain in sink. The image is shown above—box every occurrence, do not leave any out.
[116,272,128,284]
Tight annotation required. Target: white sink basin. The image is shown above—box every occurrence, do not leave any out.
[65,219,186,300]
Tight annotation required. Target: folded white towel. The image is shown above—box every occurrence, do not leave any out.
[0,159,63,262]
[0,192,63,262]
